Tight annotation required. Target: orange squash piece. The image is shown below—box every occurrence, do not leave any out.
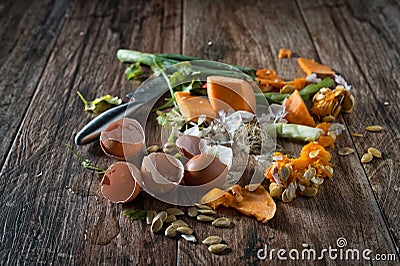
[298,58,335,77]
[174,91,217,122]
[201,185,276,223]
[278,48,292,59]
[286,77,308,90]
[207,76,256,114]
[256,69,286,90]
[284,90,316,127]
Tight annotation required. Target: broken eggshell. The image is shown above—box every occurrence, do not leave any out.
[176,135,201,159]
[184,153,228,186]
[101,162,141,203]
[140,152,185,195]
[100,118,145,160]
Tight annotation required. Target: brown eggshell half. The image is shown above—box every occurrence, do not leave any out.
[184,153,228,186]
[100,118,145,160]
[175,135,201,159]
[101,162,141,203]
[139,152,185,195]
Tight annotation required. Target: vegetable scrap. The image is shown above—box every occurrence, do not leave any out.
[77,91,122,114]
[278,48,292,59]
[201,185,276,223]
[297,57,335,78]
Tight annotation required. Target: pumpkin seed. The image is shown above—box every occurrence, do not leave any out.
[181,234,197,243]
[165,225,177,237]
[280,85,295,94]
[197,215,215,222]
[311,176,324,185]
[163,142,176,153]
[282,183,296,203]
[368,147,382,158]
[187,207,198,217]
[269,183,283,198]
[351,133,363,138]
[146,210,156,225]
[303,167,316,180]
[202,236,222,245]
[146,145,159,154]
[195,203,213,210]
[309,150,320,159]
[320,88,330,94]
[366,125,383,132]
[198,209,217,215]
[212,217,231,227]
[177,226,193,235]
[313,93,326,102]
[322,115,335,122]
[151,218,163,233]
[208,244,227,253]
[383,101,390,106]
[302,186,318,197]
[279,165,291,182]
[324,165,334,177]
[166,208,185,216]
[172,220,189,227]
[154,211,168,222]
[302,243,309,248]
[338,147,354,156]
[164,214,176,223]
[342,94,355,113]
[361,153,373,163]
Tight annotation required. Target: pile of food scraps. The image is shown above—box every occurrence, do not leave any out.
[70,48,358,250]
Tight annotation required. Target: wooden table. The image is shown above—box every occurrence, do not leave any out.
[1,0,399,264]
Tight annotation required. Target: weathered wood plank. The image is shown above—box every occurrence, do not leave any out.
[0,0,182,264]
[0,0,69,168]
[299,0,400,257]
[182,0,398,264]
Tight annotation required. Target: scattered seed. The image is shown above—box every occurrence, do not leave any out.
[195,203,213,210]
[322,115,335,122]
[310,176,324,185]
[164,214,177,223]
[280,85,295,94]
[212,217,231,228]
[198,209,217,215]
[302,243,309,248]
[314,93,326,102]
[163,142,176,153]
[151,218,163,233]
[166,208,185,216]
[361,153,373,163]
[187,207,198,217]
[368,147,382,158]
[303,167,316,180]
[181,234,197,243]
[197,215,215,222]
[269,183,283,198]
[383,101,390,106]
[165,225,178,237]
[366,125,383,132]
[172,220,189,227]
[146,210,156,225]
[302,186,318,197]
[282,183,296,203]
[154,211,168,222]
[279,165,291,181]
[324,165,333,177]
[208,244,227,253]
[351,133,363,138]
[202,236,222,245]
[338,147,355,156]
[309,150,320,159]
[177,226,193,235]
[146,145,159,154]
[207,41,213,46]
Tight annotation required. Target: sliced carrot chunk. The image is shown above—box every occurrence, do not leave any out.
[298,58,335,77]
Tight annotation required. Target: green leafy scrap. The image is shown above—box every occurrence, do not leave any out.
[77,91,122,114]
[124,209,147,220]
[65,144,106,174]
[125,62,143,80]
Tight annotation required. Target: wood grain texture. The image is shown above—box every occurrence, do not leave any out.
[0,0,181,264]
[298,0,400,255]
[0,0,69,168]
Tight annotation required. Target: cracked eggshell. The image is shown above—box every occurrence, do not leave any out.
[100,118,145,160]
[101,162,141,203]
[139,152,184,195]
[184,153,228,186]
[176,135,201,159]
